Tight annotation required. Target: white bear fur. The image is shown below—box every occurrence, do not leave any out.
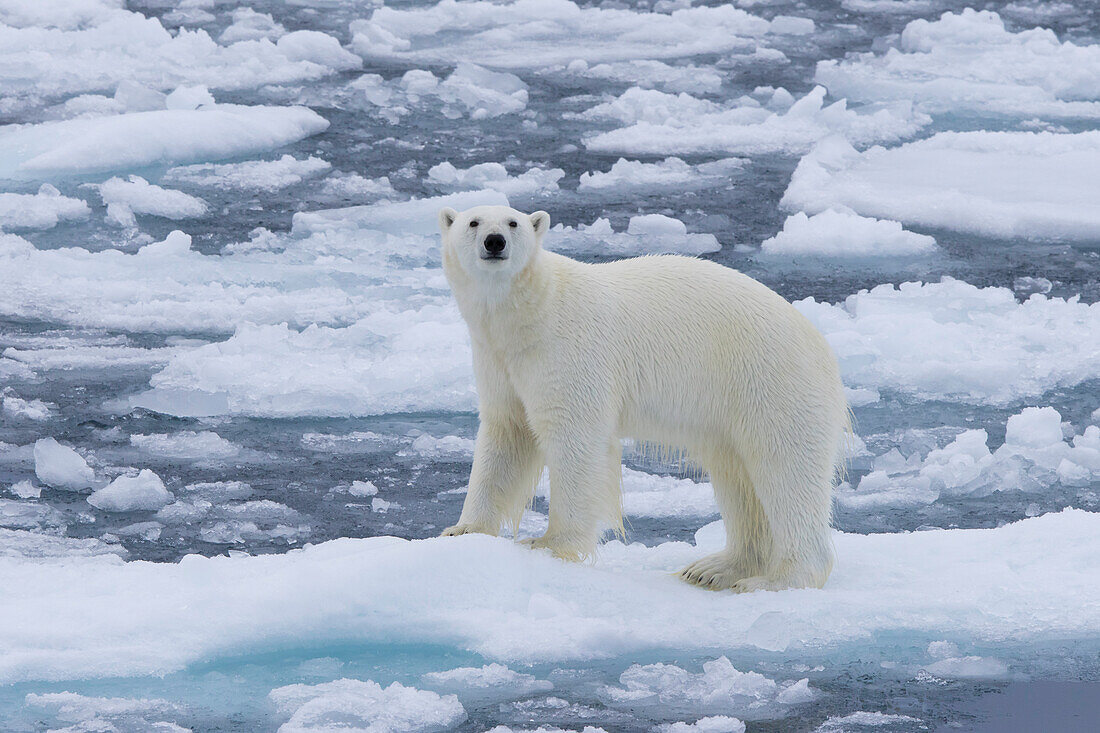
[438,205,848,592]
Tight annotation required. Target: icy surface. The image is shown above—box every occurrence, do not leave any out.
[0,510,1097,684]
[33,438,95,492]
[782,133,1100,240]
[817,9,1100,119]
[1,0,1099,729]
[87,469,173,512]
[583,86,928,156]
[269,678,466,733]
[0,104,329,180]
[795,279,1100,404]
[0,184,89,230]
[761,208,936,257]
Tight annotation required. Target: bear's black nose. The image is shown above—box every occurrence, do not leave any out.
[483,233,506,255]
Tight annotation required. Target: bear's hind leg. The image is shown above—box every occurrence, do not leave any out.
[680,456,768,590]
[730,453,835,593]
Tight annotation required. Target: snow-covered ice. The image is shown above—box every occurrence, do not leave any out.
[795,278,1100,404]
[0,510,1097,684]
[93,175,207,227]
[782,133,1100,240]
[817,9,1100,120]
[349,0,781,68]
[269,678,465,733]
[761,208,936,257]
[33,438,95,492]
[583,86,927,156]
[1,0,1098,728]
[0,184,89,230]
[87,469,173,512]
[162,155,331,192]
[0,104,329,180]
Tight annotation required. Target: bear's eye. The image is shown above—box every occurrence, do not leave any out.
[508,220,518,228]
[469,220,479,228]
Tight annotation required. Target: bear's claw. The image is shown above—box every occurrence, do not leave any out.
[678,552,752,591]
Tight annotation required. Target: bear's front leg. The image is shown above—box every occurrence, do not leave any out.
[523,430,622,561]
[442,413,543,538]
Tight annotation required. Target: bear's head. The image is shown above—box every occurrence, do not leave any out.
[438,205,550,286]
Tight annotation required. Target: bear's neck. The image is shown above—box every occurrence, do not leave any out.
[447,248,557,354]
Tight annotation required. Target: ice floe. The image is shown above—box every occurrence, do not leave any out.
[428,162,563,197]
[87,469,172,512]
[93,175,207,227]
[269,678,466,733]
[816,9,1100,120]
[33,438,96,492]
[0,184,89,230]
[547,216,720,258]
[838,406,1100,509]
[349,0,782,68]
[583,86,927,156]
[0,509,1097,683]
[0,6,353,108]
[578,157,744,193]
[782,132,1100,240]
[162,155,332,192]
[353,63,530,120]
[795,278,1100,405]
[760,208,936,257]
[0,104,329,180]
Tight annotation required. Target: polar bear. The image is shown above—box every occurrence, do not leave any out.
[438,205,848,592]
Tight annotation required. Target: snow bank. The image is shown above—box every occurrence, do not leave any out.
[760,209,936,257]
[795,278,1100,405]
[269,679,465,733]
[816,9,1100,119]
[0,510,1097,683]
[87,469,172,512]
[162,155,331,192]
[0,104,328,180]
[94,176,206,227]
[33,438,95,491]
[839,406,1100,509]
[349,0,781,68]
[583,86,926,156]
[0,184,89,230]
[782,133,1100,240]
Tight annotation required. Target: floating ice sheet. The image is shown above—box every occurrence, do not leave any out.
[0,7,352,107]
[0,184,89,230]
[583,86,927,156]
[0,510,1097,683]
[795,278,1100,405]
[816,9,1100,120]
[760,208,936,257]
[349,0,782,69]
[782,133,1100,241]
[0,104,329,180]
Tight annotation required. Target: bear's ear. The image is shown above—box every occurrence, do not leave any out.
[529,210,550,238]
[439,207,458,234]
